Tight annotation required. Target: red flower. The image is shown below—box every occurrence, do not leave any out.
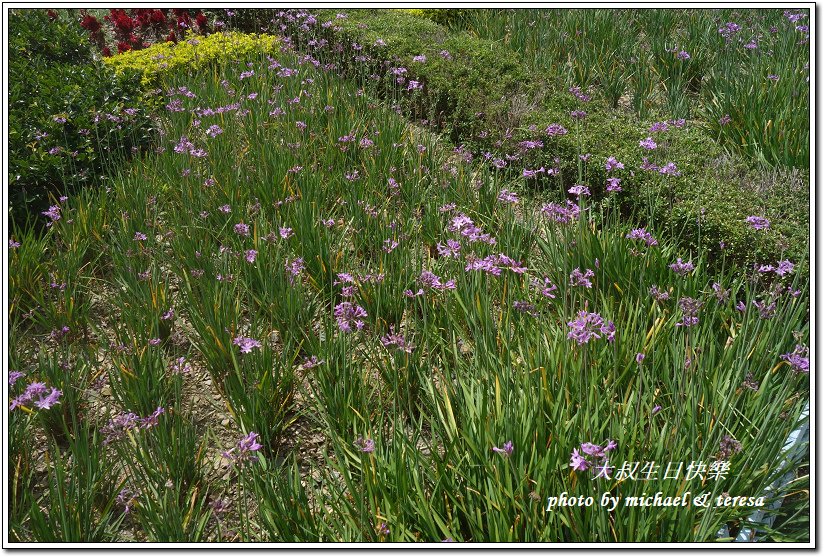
[102,46,112,57]
[196,12,208,31]
[80,14,101,33]
[166,31,177,43]
[47,10,58,20]
[117,41,132,53]
[150,9,166,25]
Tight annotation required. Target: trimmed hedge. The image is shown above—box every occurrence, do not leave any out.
[276,8,809,273]
[9,9,153,229]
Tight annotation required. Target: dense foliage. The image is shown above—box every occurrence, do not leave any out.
[8,9,153,228]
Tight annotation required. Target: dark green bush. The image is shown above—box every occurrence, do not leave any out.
[8,9,154,229]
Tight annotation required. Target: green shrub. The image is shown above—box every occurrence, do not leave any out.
[8,9,153,229]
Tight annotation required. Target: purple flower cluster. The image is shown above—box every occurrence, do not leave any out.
[541,201,580,224]
[569,267,594,288]
[626,228,658,246]
[101,407,165,445]
[233,336,262,353]
[781,345,809,374]
[570,439,617,474]
[567,311,616,344]
[465,253,526,276]
[9,381,62,411]
[670,258,695,276]
[448,213,496,245]
[334,302,368,332]
[380,326,415,353]
[418,270,456,291]
[745,215,770,230]
[676,297,703,327]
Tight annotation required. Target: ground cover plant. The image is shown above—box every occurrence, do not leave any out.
[6,8,810,544]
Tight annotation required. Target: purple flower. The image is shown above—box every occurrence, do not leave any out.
[285,257,304,284]
[712,282,730,303]
[140,406,165,429]
[219,204,231,214]
[117,488,138,515]
[279,227,294,239]
[42,205,61,224]
[606,177,622,192]
[9,239,20,249]
[650,121,669,133]
[492,440,514,457]
[233,336,262,354]
[651,405,662,416]
[245,249,257,263]
[636,353,645,364]
[170,357,192,375]
[745,216,770,230]
[223,432,263,465]
[581,442,605,458]
[234,222,251,237]
[570,110,587,120]
[380,326,415,353]
[568,184,590,198]
[354,436,375,453]
[639,137,657,150]
[626,228,658,246]
[33,387,62,410]
[418,270,456,291]
[658,162,681,176]
[545,123,568,137]
[206,124,223,137]
[719,114,732,126]
[134,232,148,241]
[569,267,594,288]
[413,54,427,63]
[334,302,368,332]
[161,307,175,321]
[541,201,580,224]
[649,285,670,301]
[497,189,519,204]
[669,258,695,276]
[605,156,624,172]
[676,50,691,60]
[567,310,616,344]
[534,277,558,299]
[436,239,461,259]
[676,297,703,327]
[9,371,24,386]
[774,260,794,277]
[781,345,809,374]
[570,448,590,471]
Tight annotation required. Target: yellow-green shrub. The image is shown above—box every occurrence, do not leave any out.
[104,32,279,89]
[397,8,469,27]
